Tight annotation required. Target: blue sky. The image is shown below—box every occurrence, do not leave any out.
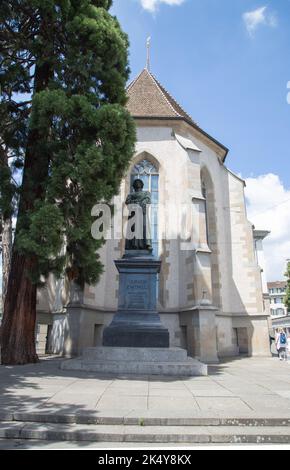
[1,1,289,293]
[112,0,290,279]
[112,0,290,184]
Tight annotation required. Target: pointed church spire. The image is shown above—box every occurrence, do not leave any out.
[146,36,151,71]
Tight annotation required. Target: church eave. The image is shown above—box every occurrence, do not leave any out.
[133,115,229,161]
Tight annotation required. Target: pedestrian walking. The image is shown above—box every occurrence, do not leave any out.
[275,328,288,361]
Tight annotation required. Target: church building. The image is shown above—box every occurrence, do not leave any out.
[37,68,271,363]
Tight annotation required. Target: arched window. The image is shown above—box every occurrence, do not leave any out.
[201,167,221,308]
[201,179,209,245]
[131,159,159,257]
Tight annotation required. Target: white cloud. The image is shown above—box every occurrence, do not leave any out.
[243,6,278,37]
[245,174,290,281]
[140,0,185,13]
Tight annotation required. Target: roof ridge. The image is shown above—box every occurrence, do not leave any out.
[150,71,196,124]
[146,70,182,118]
[127,69,144,92]
[125,68,229,161]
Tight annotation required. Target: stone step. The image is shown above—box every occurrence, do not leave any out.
[2,422,290,444]
[82,347,189,363]
[61,358,207,376]
[61,347,207,376]
[2,412,290,428]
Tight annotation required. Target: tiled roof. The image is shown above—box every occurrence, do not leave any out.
[126,69,229,159]
[126,68,196,124]
[268,281,287,289]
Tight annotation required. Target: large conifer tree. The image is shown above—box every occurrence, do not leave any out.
[0,0,135,364]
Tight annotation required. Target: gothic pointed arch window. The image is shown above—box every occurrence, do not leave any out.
[201,179,209,245]
[201,167,221,308]
[131,159,159,257]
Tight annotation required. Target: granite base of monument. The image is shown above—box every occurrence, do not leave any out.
[103,252,169,348]
[61,253,207,376]
[60,181,209,375]
[61,347,208,376]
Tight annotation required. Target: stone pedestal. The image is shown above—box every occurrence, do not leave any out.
[103,252,169,348]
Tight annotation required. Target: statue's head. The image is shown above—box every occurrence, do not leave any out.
[133,178,144,192]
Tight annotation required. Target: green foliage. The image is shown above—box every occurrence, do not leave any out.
[16,203,64,277]
[0,0,136,286]
[285,262,290,314]
[0,161,16,219]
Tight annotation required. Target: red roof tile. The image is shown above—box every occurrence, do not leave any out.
[126,69,228,160]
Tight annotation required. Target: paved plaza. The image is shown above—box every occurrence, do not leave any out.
[1,355,290,447]
[0,355,290,417]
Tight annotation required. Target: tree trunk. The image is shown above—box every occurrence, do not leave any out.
[1,215,12,304]
[1,131,49,364]
[1,252,38,364]
[1,36,53,364]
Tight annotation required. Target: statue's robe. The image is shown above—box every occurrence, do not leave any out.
[125,190,152,251]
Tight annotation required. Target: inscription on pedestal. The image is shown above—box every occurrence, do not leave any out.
[126,278,149,310]
[103,255,169,348]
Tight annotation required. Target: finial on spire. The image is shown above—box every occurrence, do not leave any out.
[146,36,151,71]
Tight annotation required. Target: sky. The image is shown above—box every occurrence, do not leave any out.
[112,0,290,281]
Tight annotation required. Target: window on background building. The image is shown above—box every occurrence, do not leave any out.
[276,308,285,316]
[131,159,159,257]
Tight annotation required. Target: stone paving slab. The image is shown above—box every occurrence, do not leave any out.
[147,397,199,412]
[1,356,290,419]
[194,397,252,412]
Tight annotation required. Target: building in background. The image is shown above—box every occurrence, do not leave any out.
[268,281,287,318]
[268,281,289,335]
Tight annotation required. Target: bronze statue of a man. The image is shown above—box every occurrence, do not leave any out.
[125,179,152,251]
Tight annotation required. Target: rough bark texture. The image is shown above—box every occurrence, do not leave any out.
[1,216,12,303]
[1,253,38,364]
